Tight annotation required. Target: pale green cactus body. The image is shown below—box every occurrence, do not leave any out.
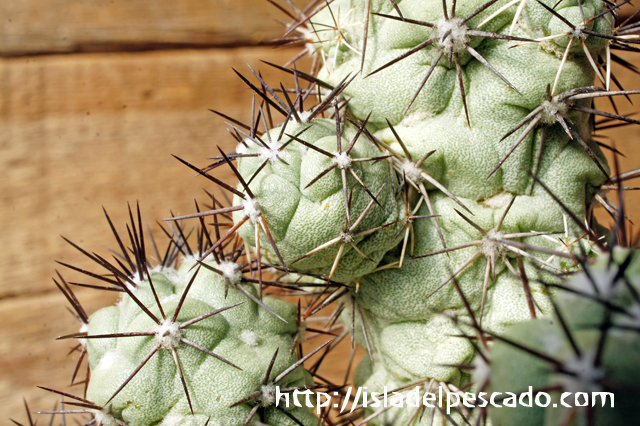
[85,260,317,426]
[314,0,610,122]
[235,118,405,282]
[354,194,557,323]
[374,102,606,200]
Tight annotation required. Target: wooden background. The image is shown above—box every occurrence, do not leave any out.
[1,0,639,422]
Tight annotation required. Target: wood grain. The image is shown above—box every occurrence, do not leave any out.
[0,1,636,58]
[0,46,312,300]
[0,0,301,56]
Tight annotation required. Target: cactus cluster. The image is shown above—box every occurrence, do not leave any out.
[12,0,640,425]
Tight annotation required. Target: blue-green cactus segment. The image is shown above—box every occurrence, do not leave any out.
[488,249,640,426]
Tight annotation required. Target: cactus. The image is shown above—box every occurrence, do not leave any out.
[44,207,324,426]
[20,0,640,425]
[78,263,319,426]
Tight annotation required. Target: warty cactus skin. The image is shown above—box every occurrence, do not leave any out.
[234,117,405,282]
[84,259,316,426]
[26,0,640,425]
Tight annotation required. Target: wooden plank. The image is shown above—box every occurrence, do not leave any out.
[1,1,637,57]
[0,290,120,419]
[0,0,303,56]
[0,46,308,300]
[592,52,640,232]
